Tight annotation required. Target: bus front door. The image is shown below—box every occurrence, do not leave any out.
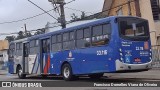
[41,39,51,74]
[23,42,29,74]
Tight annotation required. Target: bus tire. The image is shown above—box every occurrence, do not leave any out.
[89,73,104,79]
[62,63,74,81]
[17,66,26,79]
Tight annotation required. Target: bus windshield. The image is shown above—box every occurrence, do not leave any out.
[118,17,150,41]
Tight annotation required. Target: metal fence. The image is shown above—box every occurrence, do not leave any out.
[152,45,160,68]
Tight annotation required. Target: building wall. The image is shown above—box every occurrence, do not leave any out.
[0,50,8,62]
[157,36,160,45]
[103,0,157,45]
[107,0,136,16]
[0,40,9,63]
[0,40,9,51]
[139,0,157,46]
[155,20,160,45]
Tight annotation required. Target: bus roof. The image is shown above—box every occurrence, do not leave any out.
[10,38,27,44]
[10,16,147,43]
[28,16,116,40]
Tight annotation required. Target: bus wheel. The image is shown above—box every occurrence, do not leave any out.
[89,73,104,79]
[62,64,74,81]
[17,66,26,79]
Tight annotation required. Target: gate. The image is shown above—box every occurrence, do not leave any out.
[152,45,160,68]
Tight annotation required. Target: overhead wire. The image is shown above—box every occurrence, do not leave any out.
[65,7,93,14]
[28,0,58,20]
[1,0,134,36]
[0,9,54,25]
[0,0,76,25]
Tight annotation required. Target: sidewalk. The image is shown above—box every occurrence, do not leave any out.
[0,70,8,75]
[106,69,160,80]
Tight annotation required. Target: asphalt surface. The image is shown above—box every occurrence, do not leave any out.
[0,69,160,90]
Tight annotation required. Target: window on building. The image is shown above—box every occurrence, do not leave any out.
[116,8,123,16]
[151,0,160,20]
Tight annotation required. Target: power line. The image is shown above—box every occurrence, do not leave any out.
[0,21,73,36]
[0,9,54,25]
[0,0,76,25]
[51,0,61,17]
[28,0,58,20]
[65,7,93,14]
[1,0,135,36]
[78,0,135,20]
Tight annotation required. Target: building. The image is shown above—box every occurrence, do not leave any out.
[102,0,159,46]
[150,0,160,45]
[0,40,9,64]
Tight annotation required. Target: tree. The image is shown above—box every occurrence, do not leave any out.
[71,13,79,21]
[5,36,15,42]
[34,29,45,35]
[16,31,25,40]
[81,11,86,19]
[26,32,32,37]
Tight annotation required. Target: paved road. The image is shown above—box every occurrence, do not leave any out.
[0,69,160,90]
[0,69,160,81]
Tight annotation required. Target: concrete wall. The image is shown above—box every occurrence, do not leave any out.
[139,0,157,46]
[155,21,160,45]
[103,0,157,45]
[107,0,137,16]
[0,40,9,51]
[0,50,8,62]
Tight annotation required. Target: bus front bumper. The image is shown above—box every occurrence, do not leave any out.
[115,60,152,71]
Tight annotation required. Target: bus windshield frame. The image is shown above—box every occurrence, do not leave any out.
[118,17,150,41]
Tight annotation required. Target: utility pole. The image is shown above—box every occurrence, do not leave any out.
[24,24,27,37]
[48,0,66,29]
[128,0,132,16]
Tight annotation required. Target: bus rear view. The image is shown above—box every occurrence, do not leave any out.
[115,17,152,72]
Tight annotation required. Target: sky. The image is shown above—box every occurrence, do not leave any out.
[0,0,104,40]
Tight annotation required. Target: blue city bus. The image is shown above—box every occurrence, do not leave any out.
[8,16,152,81]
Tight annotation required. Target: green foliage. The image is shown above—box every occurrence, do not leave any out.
[5,36,15,42]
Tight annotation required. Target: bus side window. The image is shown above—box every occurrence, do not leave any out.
[92,24,111,46]
[69,31,75,49]
[16,43,22,56]
[63,32,69,50]
[103,24,111,44]
[76,29,84,48]
[47,39,50,52]
[84,28,91,47]
[76,28,91,48]
[9,44,15,58]
[42,40,47,53]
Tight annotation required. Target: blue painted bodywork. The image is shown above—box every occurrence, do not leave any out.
[8,16,152,75]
